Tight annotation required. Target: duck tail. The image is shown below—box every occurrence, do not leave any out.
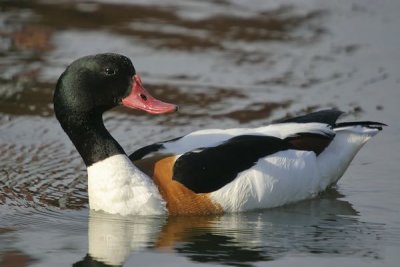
[333,121,386,136]
[334,121,387,130]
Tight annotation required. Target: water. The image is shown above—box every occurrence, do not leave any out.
[0,0,399,266]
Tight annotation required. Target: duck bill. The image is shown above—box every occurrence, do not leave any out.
[122,75,178,114]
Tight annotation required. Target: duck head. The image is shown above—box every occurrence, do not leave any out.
[54,53,178,117]
[53,53,178,166]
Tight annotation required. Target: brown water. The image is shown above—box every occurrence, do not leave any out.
[0,0,399,266]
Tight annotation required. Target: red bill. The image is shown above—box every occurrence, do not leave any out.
[122,75,178,114]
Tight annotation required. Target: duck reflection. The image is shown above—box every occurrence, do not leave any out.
[74,188,381,267]
[73,213,165,267]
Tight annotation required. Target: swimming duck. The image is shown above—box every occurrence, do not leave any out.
[54,53,385,216]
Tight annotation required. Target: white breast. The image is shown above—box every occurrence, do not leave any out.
[210,150,321,212]
[87,154,166,216]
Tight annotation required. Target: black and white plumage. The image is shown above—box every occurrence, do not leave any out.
[130,110,385,214]
[54,53,385,216]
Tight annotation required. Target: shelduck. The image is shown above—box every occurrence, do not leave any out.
[53,53,385,216]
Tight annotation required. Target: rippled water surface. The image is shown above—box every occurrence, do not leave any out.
[1,0,399,266]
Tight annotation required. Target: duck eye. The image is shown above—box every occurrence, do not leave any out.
[104,67,116,76]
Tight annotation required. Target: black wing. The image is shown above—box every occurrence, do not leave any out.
[172,135,292,193]
[130,110,343,162]
[280,109,344,127]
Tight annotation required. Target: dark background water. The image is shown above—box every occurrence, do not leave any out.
[0,0,399,266]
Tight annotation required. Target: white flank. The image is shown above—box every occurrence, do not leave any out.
[210,150,320,212]
[87,154,166,216]
[209,125,381,212]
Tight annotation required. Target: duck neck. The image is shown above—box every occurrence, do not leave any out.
[60,111,125,167]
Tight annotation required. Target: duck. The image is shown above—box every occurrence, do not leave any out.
[53,53,385,216]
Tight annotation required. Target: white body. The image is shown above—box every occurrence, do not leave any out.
[87,123,380,216]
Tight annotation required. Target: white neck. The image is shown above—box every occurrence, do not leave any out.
[87,154,166,216]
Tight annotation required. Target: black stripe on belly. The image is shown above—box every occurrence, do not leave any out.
[172,135,292,193]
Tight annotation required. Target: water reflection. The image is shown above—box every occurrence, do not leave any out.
[0,0,329,123]
[74,189,382,267]
[0,1,324,51]
[0,0,397,266]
